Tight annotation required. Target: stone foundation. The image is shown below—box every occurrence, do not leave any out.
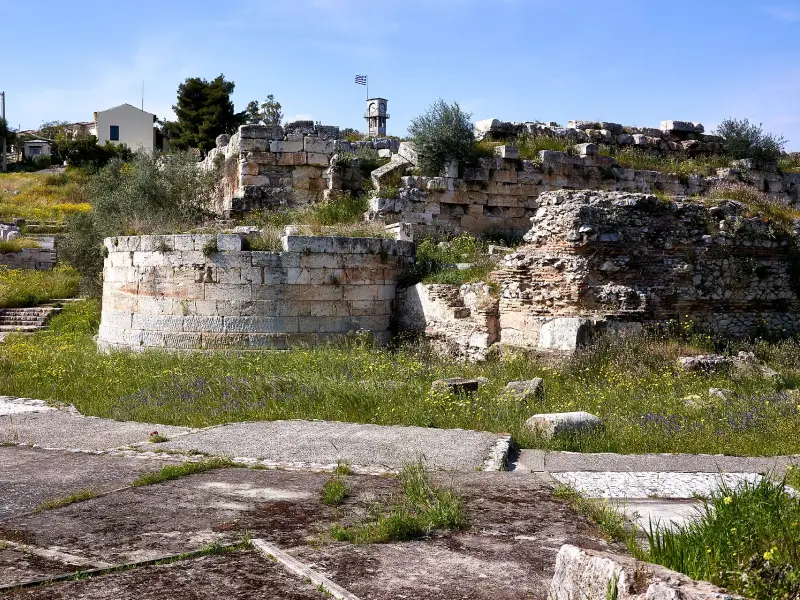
[497,189,800,349]
[98,233,414,352]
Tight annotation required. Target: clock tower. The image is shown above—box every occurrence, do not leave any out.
[365,98,389,137]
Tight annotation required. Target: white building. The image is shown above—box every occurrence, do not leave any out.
[22,139,52,159]
[94,103,157,152]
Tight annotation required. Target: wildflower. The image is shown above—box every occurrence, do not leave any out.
[763,547,777,561]
[723,496,733,505]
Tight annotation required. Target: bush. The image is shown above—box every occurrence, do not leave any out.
[409,99,475,176]
[60,151,217,291]
[53,136,133,168]
[715,118,786,167]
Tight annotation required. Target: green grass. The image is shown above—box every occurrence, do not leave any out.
[0,264,80,308]
[704,182,800,231]
[330,461,468,543]
[0,169,90,223]
[644,477,800,599]
[334,461,353,476]
[35,489,98,513]
[410,233,501,286]
[321,476,349,506]
[552,485,634,547]
[0,237,41,254]
[787,466,800,490]
[779,153,800,173]
[2,300,800,456]
[602,147,731,176]
[131,458,234,487]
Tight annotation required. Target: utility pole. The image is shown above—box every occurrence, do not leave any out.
[1,91,6,173]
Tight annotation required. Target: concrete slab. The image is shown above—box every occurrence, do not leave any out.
[157,420,503,472]
[4,551,330,599]
[0,411,193,451]
[0,547,79,587]
[0,397,54,416]
[516,449,800,474]
[551,471,762,499]
[0,446,178,519]
[618,499,704,532]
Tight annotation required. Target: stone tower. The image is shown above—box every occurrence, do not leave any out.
[365,98,389,137]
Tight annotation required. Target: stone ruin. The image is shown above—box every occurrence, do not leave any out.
[95,115,800,356]
[200,121,399,216]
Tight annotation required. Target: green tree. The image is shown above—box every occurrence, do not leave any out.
[408,100,475,176]
[171,74,246,153]
[244,94,283,126]
[38,120,72,141]
[715,118,786,167]
[0,117,16,148]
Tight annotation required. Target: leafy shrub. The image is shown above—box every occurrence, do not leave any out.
[54,136,133,168]
[706,182,800,230]
[403,233,497,286]
[715,118,786,167]
[409,100,475,176]
[779,153,800,174]
[60,152,217,292]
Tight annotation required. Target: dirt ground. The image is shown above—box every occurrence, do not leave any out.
[0,445,615,599]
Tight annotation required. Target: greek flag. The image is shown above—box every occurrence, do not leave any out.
[355,75,367,85]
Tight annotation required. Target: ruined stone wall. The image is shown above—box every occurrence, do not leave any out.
[397,283,499,361]
[201,123,400,216]
[477,118,722,155]
[368,148,799,237]
[98,233,414,352]
[0,247,56,270]
[497,190,800,348]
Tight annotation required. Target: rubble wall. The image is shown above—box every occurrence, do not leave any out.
[0,247,56,270]
[369,150,799,236]
[497,190,800,347]
[98,233,414,352]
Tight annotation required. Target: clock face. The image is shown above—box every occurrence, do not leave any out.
[379,103,386,113]
[369,102,376,113]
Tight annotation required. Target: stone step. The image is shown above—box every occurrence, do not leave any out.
[0,325,43,332]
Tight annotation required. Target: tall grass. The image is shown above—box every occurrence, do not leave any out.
[0,237,40,254]
[0,265,80,308]
[603,147,730,176]
[779,153,800,173]
[645,477,800,599]
[705,181,800,230]
[1,300,799,456]
[0,169,90,222]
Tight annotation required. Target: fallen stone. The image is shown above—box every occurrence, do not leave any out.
[398,141,418,166]
[431,378,481,395]
[494,145,519,160]
[550,544,746,600]
[677,354,733,372]
[524,411,603,439]
[504,379,544,404]
[709,388,734,400]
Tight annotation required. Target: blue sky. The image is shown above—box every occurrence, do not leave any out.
[3,0,800,149]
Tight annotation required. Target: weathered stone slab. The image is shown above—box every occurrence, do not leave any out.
[537,318,592,352]
[504,379,544,403]
[524,411,603,439]
[431,378,482,395]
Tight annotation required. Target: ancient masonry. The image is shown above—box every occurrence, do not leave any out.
[0,224,56,270]
[369,143,799,236]
[200,121,399,216]
[98,232,414,352]
[401,189,800,356]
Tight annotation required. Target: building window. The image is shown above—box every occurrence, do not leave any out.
[110,125,120,141]
[30,146,42,156]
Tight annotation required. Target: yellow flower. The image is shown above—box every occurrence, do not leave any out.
[763,547,777,561]
[723,496,733,505]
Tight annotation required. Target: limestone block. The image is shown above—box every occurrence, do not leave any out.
[538,317,592,352]
[223,316,300,334]
[371,156,411,190]
[241,175,270,187]
[247,334,289,350]
[398,141,419,166]
[525,411,603,439]
[270,140,304,153]
[304,137,336,154]
[239,138,270,152]
[574,143,598,156]
[341,285,378,301]
[240,124,284,139]
[306,152,330,167]
[550,545,746,600]
[182,316,224,333]
[378,149,393,158]
[493,145,519,160]
[616,133,634,145]
[217,234,242,252]
[204,283,253,301]
[298,316,352,333]
[474,118,501,140]
[504,379,544,403]
[431,378,481,395]
[660,120,704,134]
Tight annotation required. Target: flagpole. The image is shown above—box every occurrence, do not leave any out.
[366,75,369,101]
